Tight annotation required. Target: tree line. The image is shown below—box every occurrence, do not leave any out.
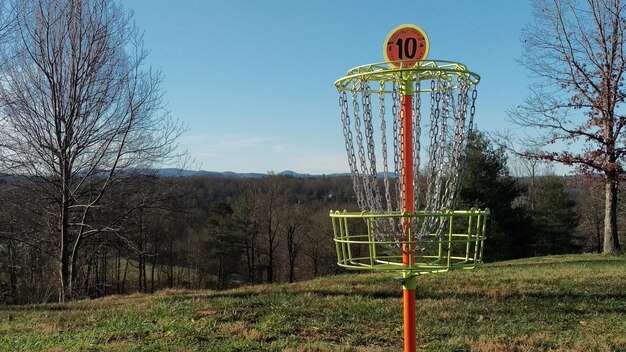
[0,130,621,304]
[0,172,354,303]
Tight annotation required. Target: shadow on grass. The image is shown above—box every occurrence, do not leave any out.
[305,289,401,299]
[488,257,625,269]
[0,304,76,312]
[413,289,626,310]
[203,291,260,300]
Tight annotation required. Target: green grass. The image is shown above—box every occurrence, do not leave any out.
[1,254,625,351]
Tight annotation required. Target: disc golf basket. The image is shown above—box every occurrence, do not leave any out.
[329,24,489,352]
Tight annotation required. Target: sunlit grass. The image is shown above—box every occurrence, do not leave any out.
[1,254,625,351]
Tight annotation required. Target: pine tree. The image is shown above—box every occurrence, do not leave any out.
[460,131,534,260]
[206,202,243,289]
[533,175,580,255]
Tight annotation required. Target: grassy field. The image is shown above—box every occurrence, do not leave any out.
[1,254,625,351]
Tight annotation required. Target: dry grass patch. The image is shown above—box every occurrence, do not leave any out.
[284,345,386,352]
[613,336,626,347]
[34,320,60,334]
[192,309,216,320]
[90,293,152,310]
[558,340,612,352]
[469,333,552,352]
[283,345,343,352]
[154,288,202,297]
[219,321,262,341]
[468,333,615,352]
[469,339,510,352]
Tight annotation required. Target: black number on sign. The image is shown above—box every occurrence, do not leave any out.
[395,37,417,60]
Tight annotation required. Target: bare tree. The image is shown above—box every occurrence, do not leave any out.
[255,178,283,284]
[284,203,307,283]
[508,0,626,254]
[232,191,260,284]
[0,0,184,301]
[0,0,14,46]
[510,153,554,211]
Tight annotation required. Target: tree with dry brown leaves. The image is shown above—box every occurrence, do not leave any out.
[508,0,626,254]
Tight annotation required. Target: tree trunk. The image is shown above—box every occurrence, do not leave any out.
[286,225,298,283]
[603,178,621,254]
[594,205,602,253]
[150,242,158,293]
[116,248,121,294]
[60,235,71,303]
[267,247,274,283]
[85,255,93,297]
[59,159,73,303]
[8,240,17,304]
[102,246,108,296]
[150,261,155,293]
[245,235,256,284]
[168,238,174,288]
[138,209,145,293]
[288,261,295,283]
[312,255,319,277]
[122,256,129,293]
[157,263,161,289]
[94,253,100,297]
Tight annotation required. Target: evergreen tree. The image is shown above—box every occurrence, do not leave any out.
[533,175,580,255]
[206,202,243,289]
[459,131,534,261]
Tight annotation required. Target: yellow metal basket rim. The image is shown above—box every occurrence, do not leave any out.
[335,60,480,93]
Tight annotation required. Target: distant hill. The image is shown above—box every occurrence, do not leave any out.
[153,168,398,179]
[153,168,354,178]
[154,168,267,178]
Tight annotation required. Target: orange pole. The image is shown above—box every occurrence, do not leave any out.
[401,92,414,263]
[401,87,416,352]
[403,289,416,352]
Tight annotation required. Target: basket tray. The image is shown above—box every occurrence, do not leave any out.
[330,209,489,274]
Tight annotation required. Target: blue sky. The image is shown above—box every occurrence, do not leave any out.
[125,1,534,174]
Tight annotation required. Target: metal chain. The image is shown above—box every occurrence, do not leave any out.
[432,77,451,213]
[380,81,393,213]
[392,80,402,212]
[377,81,400,242]
[399,81,407,213]
[339,90,364,209]
[425,79,440,212]
[353,82,375,212]
[413,79,422,214]
[361,80,382,213]
[429,78,451,237]
[443,77,470,209]
[450,84,478,207]
[469,86,478,134]
[419,79,441,237]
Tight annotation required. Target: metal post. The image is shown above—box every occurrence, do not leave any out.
[401,80,416,352]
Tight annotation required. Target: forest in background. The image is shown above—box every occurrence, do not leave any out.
[0,131,622,305]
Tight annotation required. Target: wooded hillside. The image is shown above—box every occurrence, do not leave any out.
[0,153,622,304]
